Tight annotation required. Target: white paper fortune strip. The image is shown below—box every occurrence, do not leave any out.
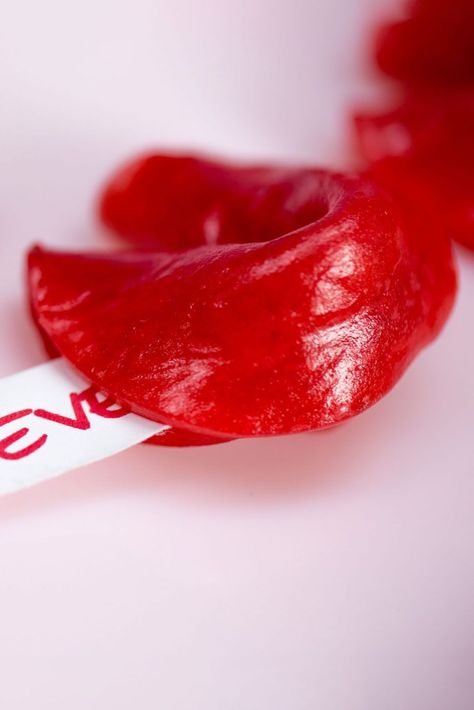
[0,359,168,495]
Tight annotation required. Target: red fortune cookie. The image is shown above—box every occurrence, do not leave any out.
[374,0,474,87]
[28,155,456,445]
[354,90,474,250]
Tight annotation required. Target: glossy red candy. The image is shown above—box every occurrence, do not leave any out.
[28,156,456,442]
[100,154,331,252]
[100,155,338,445]
[354,90,474,250]
[375,0,474,86]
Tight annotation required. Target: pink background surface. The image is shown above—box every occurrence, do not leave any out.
[0,0,473,708]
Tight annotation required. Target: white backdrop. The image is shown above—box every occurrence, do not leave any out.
[0,1,473,708]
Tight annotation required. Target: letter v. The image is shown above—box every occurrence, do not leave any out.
[34,393,91,430]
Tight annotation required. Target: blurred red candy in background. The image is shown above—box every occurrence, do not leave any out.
[355,0,474,250]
